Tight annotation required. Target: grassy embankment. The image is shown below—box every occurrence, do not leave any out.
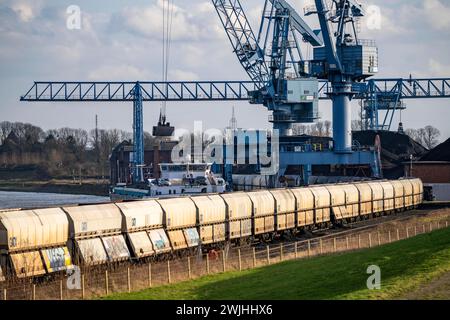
[105,227,450,300]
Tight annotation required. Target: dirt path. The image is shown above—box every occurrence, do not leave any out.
[402,271,450,300]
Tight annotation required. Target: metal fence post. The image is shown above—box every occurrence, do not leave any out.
[346,236,349,250]
[222,250,226,272]
[388,230,392,243]
[253,247,256,267]
[60,279,63,300]
[238,249,242,271]
[148,263,152,287]
[320,239,323,254]
[105,270,109,296]
[295,242,298,259]
[406,227,409,239]
[3,288,6,301]
[32,284,36,300]
[280,244,283,261]
[307,240,311,257]
[369,233,372,248]
[358,234,361,249]
[127,267,131,293]
[397,229,400,241]
[81,274,85,300]
[377,232,381,246]
[167,260,171,283]
[266,245,270,264]
[188,257,192,279]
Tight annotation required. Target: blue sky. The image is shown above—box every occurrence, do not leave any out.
[1,0,450,141]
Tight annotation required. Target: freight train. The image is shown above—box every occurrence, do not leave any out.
[0,178,423,280]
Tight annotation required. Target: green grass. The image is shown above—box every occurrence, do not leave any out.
[104,227,450,300]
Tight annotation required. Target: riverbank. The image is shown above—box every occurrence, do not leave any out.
[0,179,110,196]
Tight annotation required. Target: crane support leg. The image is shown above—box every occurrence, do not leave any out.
[133,83,144,183]
[331,83,353,153]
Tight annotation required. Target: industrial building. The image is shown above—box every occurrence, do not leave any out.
[109,139,177,185]
[403,138,450,200]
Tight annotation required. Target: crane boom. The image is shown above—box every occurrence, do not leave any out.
[21,79,450,102]
[269,0,323,47]
[313,0,341,72]
[212,0,272,93]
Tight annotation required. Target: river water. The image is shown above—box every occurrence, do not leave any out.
[0,191,110,210]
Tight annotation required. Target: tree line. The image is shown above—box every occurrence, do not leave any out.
[293,121,332,137]
[0,120,442,180]
[0,121,157,179]
[404,126,441,150]
[293,121,441,150]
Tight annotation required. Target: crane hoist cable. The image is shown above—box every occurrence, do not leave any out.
[160,0,174,125]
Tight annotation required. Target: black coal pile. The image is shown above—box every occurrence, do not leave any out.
[420,138,450,162]
[353,131,428,179]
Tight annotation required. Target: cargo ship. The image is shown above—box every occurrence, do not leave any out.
[109,162,227,201]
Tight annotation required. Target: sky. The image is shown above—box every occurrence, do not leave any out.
[1,0,450,141]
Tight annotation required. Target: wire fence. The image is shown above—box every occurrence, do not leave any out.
[1,215,449,300]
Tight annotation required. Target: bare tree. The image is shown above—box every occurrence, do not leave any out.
[22,123,45,144]
[416,128,427,147]
[405,128,422,145]
[316,121,324,137]
[351,120,362,131]
[405,126,441,149]
[0,121,13,144]
[324,120,332,137]
[422,125,441,149]
[296,124,307,135]
[0,122,44,145]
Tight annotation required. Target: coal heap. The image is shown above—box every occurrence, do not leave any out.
[353,131,428,179]
[420,138,450,162]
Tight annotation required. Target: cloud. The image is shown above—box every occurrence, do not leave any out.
[11,2,34,22]
[424,0,450,30]
[169,69,199,81]
[428,59,450,77]
[87,65,150,81]
[8,0,44,22]
[110,0,222,42]
[361,5,411,37]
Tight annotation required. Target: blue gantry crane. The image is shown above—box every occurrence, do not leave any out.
[20,0,450,186]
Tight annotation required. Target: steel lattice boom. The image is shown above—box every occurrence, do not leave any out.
[365,78,450,99]
[21,78,450,102]
[20,81,257,102]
